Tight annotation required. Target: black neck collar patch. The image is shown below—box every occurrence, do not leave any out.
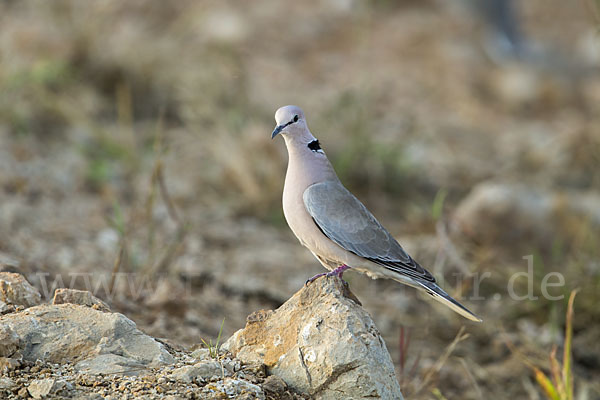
[308,140,321,152]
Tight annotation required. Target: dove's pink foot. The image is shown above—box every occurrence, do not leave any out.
[305,264,351,285]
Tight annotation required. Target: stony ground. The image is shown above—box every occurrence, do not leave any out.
[1,0,599,399]
[1,352,305,399]
[0,275,308,400]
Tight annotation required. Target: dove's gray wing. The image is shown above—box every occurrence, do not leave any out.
[303,181,435,283]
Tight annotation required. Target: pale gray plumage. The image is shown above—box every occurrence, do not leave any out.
[304,181,434,282]
[272,105,481,322]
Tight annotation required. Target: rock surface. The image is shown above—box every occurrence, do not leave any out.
[223,277,404,400]
[453,182,600,245]
[0,325,19,358]
[73,353,148,376]
[0,272,41,312]
[0,377,15,390]
[167,360,225,382]
[27,378,72,399]
[1,356,306,399]
[0,272,310,399]
[52,288,111,312]
[1,303,175,367]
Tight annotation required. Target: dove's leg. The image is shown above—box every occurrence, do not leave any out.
[305,272,327,285]
[305,264,351,285]
[327,264,350,278]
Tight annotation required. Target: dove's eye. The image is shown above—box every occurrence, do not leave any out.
[293,115,299,122]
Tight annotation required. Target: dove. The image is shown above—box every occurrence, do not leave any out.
[271,105,481,322]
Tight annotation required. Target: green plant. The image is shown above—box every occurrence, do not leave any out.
[431,188,448,221]
[82,135,131,191]
[530,290,578,400]
[200,318,226,359]
[431,388,450,400]
[107,199,126,237]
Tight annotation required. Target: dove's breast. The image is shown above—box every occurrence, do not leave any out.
[281,143,357,270]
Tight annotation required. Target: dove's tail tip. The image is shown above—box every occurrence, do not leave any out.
[420,281,483,323]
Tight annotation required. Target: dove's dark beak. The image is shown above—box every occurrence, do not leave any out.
[271,124,284,139]
[271,119,295,139]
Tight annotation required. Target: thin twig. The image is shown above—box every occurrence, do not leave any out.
[415,327,470,394]
[153,224,188,274]
[109,242,126,296]
[458,357,484,400]
[156,161,181,224]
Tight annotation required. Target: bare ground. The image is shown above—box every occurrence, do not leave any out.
[1,1,599,398]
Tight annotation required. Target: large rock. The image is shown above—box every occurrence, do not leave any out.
[52,288,111,312]
[223,277,403,400]
[0,303,175,370]
[0,272,42,311]
[453,182,600,246]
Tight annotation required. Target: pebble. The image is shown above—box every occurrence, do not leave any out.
[0,346,309,399]
[0,377,15,389]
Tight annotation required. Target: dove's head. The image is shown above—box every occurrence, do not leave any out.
[271,105,307,139]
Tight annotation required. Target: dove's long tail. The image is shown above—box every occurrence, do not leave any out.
[417,280,482,322]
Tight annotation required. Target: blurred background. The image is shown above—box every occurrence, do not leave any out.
[1,0,599,398]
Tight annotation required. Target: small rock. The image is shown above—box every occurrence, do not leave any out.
[28,378,71,399]
[74,354,147,376]
[223,277,404,399]
[212,378,265,400]
[0,324,19,357]
[191,348,210,360]
[52,288,111,312]
[241,363,266,377]
[76,394,104,400]
[222,359,238,374]
[0,272,41,309]
[168,365,201,383]
[0,300,10,314]
[168,361,225,382]
[0,253,20,273]
[262,375,287,394]
[0,377,15,390]
[489,65,542,107]
[0,356,21,373]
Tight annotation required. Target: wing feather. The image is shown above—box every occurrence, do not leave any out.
[303,181,435,282]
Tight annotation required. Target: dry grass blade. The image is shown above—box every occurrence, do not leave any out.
[550,346,565,397]
[458,357,483,400]
[414,326,470,394]
[151,112,181,225]
[397,325,423,388]
[144,113,188,275]
[516,289,579,400]
[156,161,181,225]
[153,224,188,274]
[398,326,410,378]
[562,289,578,400]
[108,242,126,296]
